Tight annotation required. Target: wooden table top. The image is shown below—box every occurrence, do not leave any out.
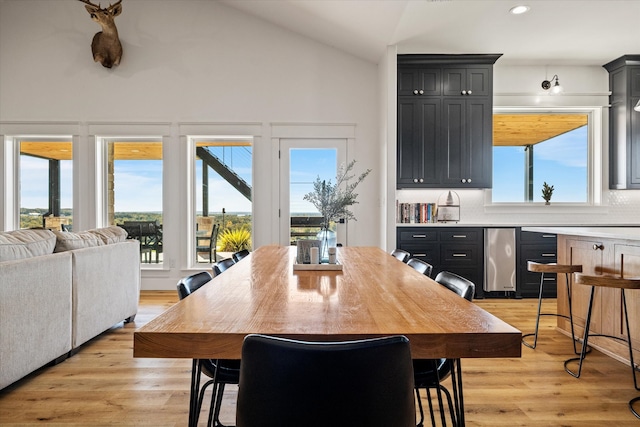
[133,246,521,359]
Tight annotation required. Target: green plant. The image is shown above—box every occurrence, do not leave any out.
[302,160,371,233]
[542,182,554,203]
[218,226,251,252]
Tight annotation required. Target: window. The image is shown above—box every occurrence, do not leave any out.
[19,138,73,230]
[105,138,163,264]
[193,137,252,264]
[492,110,595,204]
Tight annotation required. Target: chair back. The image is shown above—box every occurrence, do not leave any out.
[232,249,250,263]
[213,258,236,276]
[407,258,433,277]
[236,334,416,427]
[177,271,213,300]
[434,271,475,301]
[391,249,411,263]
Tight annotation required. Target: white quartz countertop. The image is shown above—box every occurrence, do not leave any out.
[521,227,640,240]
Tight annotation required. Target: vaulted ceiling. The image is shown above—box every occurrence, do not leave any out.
[219,0,640,66]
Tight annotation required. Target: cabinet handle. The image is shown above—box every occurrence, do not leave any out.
[542,253,556,257]
[593,244,604,251]
[412,234,427,238]
[413,178,418,183]
[453,235,467,238]
[542,234,556,238]
[461,178,467,183]
[543,277,555,282]
[419,178,424,183]
[414,253,427,257]
[461,90,466,95]
[467,90,472,95]
[419,89,424,95]
[452,253,467,257]
[413,90,419,95]
[467,178,472,183]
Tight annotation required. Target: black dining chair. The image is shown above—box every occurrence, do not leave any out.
[177,271,240,427]
[232,249,250,263]
[413,271,475,427]
[213,258,236,276]
[236,334,416,427]
[407,257,433,277]
[391,249,411,263]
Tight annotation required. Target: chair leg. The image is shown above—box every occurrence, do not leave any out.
[630,396,640,419]
[522,272,546,349]
[565,272,579,354]
[212,383,227,427]
[621,290,640,391]
[189,359,201,427]
[415,388,425,427]
[564,286,596,378]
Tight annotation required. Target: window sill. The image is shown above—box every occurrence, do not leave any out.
[483,203,609,214]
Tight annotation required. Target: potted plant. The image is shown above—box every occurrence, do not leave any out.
[303,160,371,258]
[542,182,554,205]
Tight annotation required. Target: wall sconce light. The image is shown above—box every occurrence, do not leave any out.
[541,74,563,94]
[635,99,640,112]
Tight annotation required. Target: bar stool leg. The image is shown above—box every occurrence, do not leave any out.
[564,272,583,355]
[630,396,640,419]
[522,272,546,349]
[564,286,595,378]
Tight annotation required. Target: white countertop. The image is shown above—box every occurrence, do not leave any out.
[521,226,640,240]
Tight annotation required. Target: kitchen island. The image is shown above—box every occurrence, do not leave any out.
[522,227,640,366]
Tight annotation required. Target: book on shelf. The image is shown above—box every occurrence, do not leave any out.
[396,202,438,224]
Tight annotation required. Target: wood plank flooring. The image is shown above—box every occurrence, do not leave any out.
[1,291,638,426]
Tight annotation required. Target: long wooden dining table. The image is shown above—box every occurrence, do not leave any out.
[134,245,521,425]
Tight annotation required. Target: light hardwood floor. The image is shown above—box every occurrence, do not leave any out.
[0,291,638,426]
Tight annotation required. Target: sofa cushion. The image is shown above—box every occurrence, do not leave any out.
[53,230,104,252]
[0,229,57,261]
[88,226,128,244]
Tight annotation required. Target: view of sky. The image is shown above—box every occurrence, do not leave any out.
[289,148,337,215]
[492,126,588,203]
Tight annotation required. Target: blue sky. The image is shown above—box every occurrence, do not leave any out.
[492,126,587,203]
[289,149,337,214]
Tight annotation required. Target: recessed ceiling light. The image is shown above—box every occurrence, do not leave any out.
[509,5,530,15]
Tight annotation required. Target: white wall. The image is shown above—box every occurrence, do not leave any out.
[0,0,381,289]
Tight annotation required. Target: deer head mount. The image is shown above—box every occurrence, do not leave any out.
[79,0,123,68]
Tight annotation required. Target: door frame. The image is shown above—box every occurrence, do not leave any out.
[271,123,355,247]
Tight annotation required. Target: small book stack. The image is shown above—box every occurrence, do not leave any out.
[396,202,438,224]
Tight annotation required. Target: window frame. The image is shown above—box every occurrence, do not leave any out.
[486,106,603,209]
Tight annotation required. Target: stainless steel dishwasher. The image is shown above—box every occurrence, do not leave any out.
[484,228,516,293]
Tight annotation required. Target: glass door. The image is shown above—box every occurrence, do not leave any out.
[279,139,347,247]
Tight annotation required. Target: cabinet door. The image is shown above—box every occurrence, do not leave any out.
[441,98,491,187]
[397,98,440,187]
[563,238,606,333]
[631,88,640,186]
[398,68,441,97]
[442,67,490,96]
[614,243,640,352]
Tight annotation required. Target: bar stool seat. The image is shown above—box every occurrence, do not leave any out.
[564,273,640,419]
[523,261,583,353]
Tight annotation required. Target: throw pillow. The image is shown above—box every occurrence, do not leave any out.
[88,226,128,244]
[52,230,104,252]
[0,229,57,261]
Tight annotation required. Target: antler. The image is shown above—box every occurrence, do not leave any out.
[78,0,122,11]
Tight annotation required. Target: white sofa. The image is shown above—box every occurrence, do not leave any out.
[0,227,140,390]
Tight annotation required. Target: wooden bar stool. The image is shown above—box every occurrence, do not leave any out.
[522,261,583,353]
[564,273,640,418]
